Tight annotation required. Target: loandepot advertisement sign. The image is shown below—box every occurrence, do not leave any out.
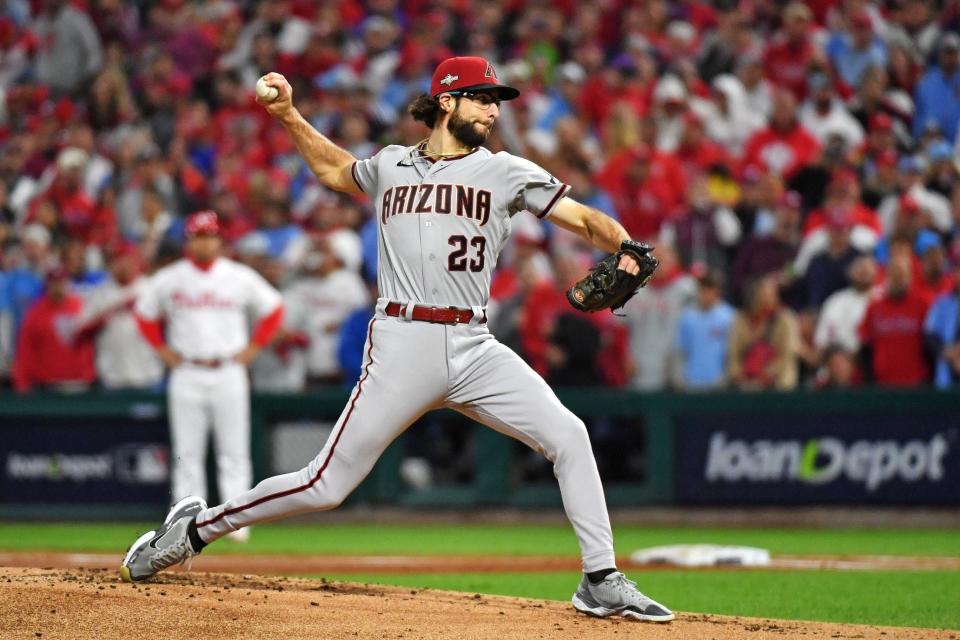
[676,414,960,504]
[0,419,171,504]
[6,446,169,485]
[706,432,950,492]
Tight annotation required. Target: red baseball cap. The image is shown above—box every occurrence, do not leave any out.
[430,56,520,100]
[869,112,893,132]
[875,148,898,167]
[899,194,922,215]
[185,210,220,237]
[109,242,141,261]
[850,10,872,30]
[46,266,69,283]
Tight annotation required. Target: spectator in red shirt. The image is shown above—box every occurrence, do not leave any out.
[674,111,731,183]
[583,53,654,129]
[764,2,817,100]
[12,268,96,393]
[520,254,581,378]
[741,89,821,179]
[520,252,627,386]
[858,252,931,386]
[27,147,104,246]
[801,169,882,237]
[596,143,686,240]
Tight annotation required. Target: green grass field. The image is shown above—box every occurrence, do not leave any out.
[2,522,959,557]
[314,570,960,629]
[1,522,958,630]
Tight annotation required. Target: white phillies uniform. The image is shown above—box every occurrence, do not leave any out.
[194,146,617,573]
[136,258,282,505]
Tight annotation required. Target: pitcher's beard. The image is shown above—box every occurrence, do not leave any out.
[447,110,490,148]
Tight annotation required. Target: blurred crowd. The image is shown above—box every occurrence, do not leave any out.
[4,0,960,394]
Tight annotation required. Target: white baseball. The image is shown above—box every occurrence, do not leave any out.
[256,75,279,101]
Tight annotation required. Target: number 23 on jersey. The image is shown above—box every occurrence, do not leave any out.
[448,235,486,273]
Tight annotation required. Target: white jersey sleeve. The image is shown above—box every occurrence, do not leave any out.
[351,146,396,195]
[241,264,283,318]
[134,274,162,320]
[503,154,571,219]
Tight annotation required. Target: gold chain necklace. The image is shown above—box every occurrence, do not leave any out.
[417,139,476,159]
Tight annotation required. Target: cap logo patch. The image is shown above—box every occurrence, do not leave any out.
[440,74,459,86]
[484,63,496,79]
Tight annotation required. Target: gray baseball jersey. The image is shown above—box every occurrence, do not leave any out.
[351,145,571,309]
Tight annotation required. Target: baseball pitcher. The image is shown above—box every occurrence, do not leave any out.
[122,57,671,623]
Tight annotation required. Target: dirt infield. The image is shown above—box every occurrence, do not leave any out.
[1,568,955,640]
[1,551,959,573]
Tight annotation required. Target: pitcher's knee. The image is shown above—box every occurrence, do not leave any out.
[548,416,591,461]
[303,479,353,511]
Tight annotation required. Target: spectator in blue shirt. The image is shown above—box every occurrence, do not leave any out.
[5,225,52,344]
[61,238,107,302]
[673,272,735,389]
[359,216,378,283]
[238,198,310,272]
[826,10,886,89]
[565,163,617,221]
[914,33,960,142]
[534,62,587,132]
[924,260,960,388]
[336,281,378,386]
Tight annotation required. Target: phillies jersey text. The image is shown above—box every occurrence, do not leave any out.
[135,258,282,360]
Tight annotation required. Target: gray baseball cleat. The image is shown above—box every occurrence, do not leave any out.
[571,571,675,622]
[120,496,207,583]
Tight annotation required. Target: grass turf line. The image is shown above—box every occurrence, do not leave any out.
[2,523,958,629]
[312,569,960,630]
[1,523,959,557]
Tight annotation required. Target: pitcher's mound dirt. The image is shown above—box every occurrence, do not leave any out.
[0,568,953,640]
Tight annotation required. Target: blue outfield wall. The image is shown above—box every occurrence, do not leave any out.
[0,388,957,519]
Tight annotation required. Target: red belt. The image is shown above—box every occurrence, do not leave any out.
[385,302,485,325]
[185,358,228,368]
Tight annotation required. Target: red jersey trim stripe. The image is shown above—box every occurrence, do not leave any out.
[251,305,284,347]
[196,318,378,530]
[134,313,165,349]
[537,183,571,219]
[350,161,364,193]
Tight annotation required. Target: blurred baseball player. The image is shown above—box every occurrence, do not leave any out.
[122,57,673,623]
[132,211,284,542]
